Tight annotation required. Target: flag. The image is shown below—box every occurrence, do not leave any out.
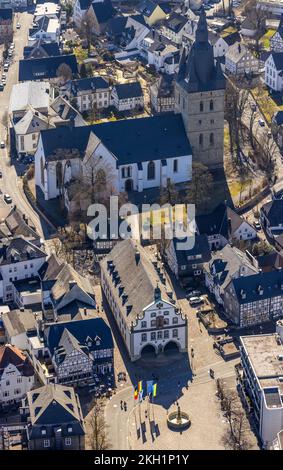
[138,380,143,392]
[139,390,143,402]
[152,383,157,397]
[147,380,154,395]
[134,388,138,400]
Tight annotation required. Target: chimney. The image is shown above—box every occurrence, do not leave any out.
[69,280,76,289]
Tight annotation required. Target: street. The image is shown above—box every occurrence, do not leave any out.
[0,11,48,239]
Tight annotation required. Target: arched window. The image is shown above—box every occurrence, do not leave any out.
[56,162,62,189]
[210,100,214,111]
[200,101,204,112]
[182,97,185,110]
[147,161,155,180]
[210,133,214,146]
[199,134,203,148]
[40,157,45,186]
[127,166,132,178]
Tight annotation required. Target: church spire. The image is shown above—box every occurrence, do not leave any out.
[195,6,209,44]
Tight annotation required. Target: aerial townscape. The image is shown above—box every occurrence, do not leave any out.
[0,0,283,458]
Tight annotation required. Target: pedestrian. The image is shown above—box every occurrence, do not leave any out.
[120,400,123,409]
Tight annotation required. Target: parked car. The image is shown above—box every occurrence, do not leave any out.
[189,296,204,306]
[0,171,2,178]
[258,119,265,127]
[253,220,261,230]
[0,141,5,148]
[4,194,12,204]
[16,22,21,29]
[0,83,4,91]
[3,64,9,72]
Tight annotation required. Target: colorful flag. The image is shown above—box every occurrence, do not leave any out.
[147,380,154,395]
[134,388,138,400]
[138,380,143,392]
[152,383,157,397]
[139,390,143,402]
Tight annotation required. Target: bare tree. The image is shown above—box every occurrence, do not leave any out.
[256,133,278,184]
[56,63,73,84]
[242,0,267,54]
[218,383,252,450]
[159,179,179,205]
[88,400,110,450]
[225,78,250,165]
[80,11,96,53]
[184,162,213,210]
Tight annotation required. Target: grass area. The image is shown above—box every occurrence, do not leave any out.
[224,126,230,153]
[228,179,251,198]
[220,27,237,37]
[252,86,283,123]
[73,46,88,64]
[260,29,275,49]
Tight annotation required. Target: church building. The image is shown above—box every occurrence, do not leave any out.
[174,8,226,168]
[34,9,225,203]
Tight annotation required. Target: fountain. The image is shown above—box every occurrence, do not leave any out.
[167,405,191,431]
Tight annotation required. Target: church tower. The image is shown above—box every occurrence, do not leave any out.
[174,8,226,168]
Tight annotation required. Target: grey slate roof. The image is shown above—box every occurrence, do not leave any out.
[163,12,187,33]
[177,8,225,93]
[90,0,115,24]
[232,269,283,304]
[39,113,192,165]
[203,245,257,292]
[139,0,163,17]
[19,55,78,81]
[172,234,211,267]
[114,81,143,100]
[0,236,46,266]
[45,317,114,356]
[101,239,175,326]
[0,8,12,20]
[23,41,60,59]
[261,199,283,226]
[270,52,283,71]
[71,76,109,95]
[27,384,85,437]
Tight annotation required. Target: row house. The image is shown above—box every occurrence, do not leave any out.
[225,270,283,327]
[225,42,259,77]
[67,76,111,113]
[0,8,12,44]
[270,14,283,52]
[0,344,34,408]
[203,244,258,307]
[265,52,283,92]
[0,237,47,303]
[111,81,144,112]
[21,384,85,450]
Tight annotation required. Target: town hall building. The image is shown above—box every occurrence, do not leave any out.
[100,239,188,361]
